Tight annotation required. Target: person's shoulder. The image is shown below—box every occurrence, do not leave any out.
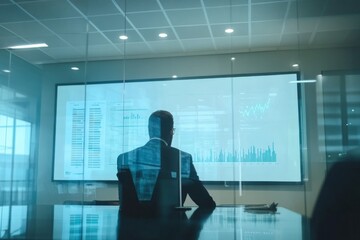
[168,147,192,158]
[180,149,191,158]
[117,148,135,158]
[117,146,143,165]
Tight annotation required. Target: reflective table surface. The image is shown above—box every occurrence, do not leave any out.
[1,205,310,239]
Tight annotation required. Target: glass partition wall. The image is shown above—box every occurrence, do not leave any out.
[0,0,360,239]
[0,49,41,238]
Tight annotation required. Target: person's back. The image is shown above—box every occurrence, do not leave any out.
[117,110,216,216]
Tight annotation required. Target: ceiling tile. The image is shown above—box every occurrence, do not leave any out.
[175,25,211,39]
[283,19,299,34]
[87,32,112,45]
[70,0,120,16]
[213,36,234,50]
[57,33,88,47]
[120,0,160,12]
[159,0,202,10]
[19,1,81,19]
[41,18,94,34]
[0,36,27,49]
[104,30,144,43]
[252,0,288,3]
[298,17,319,33]
[127,11,168,28]
[211,23,248,37]
[251,2,288,21]
[25,35,71,48]
[138,28,176,41]
[297,0,327,18]
[287,1,298,19]
[206,6,248,24]
[2,21,52,37]
[10,49,55,64]
[324,0,360,16]
[167,9,206,26]
[0,4,33,23]
[89,14,126,31]
[0,0,358,65]
[0,25,16,38]
[0,1,12,5]
[203,0,248,8]
[13,0,56,2]
[251,20,283,35]
[43,47,87,60]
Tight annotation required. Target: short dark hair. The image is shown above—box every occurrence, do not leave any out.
[148,110,174,138]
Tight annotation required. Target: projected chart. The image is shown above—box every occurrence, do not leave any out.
[192,143,277,163]
[53,73,301,182]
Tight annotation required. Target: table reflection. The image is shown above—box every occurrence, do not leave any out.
[200,207,304,240]
[1,205,308,239]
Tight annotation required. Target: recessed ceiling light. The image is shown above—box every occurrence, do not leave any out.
[8,43,48,49]
[119,35,128,40]
[172,75,178,79]
[159,33,168,38]
[292,63,299,67]
[231,57,236,61]
[2,69,11,73]
[71,67,79,71]
[225,28,234,34]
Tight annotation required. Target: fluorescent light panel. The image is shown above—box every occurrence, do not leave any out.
[289,80,316,84]
[9,43,48,49]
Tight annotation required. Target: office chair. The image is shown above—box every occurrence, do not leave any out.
[311,158,360,240]
[117,166,179,217]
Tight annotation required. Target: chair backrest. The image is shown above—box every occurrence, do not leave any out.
[311,159,360,240]
[117,166,179,216]
[117,169,141,212]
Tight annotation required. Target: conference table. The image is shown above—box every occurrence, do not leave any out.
[1,204,310,239]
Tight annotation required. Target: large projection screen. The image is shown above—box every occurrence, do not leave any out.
[53,73,302,182]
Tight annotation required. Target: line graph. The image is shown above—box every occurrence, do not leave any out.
[239,98,271,120]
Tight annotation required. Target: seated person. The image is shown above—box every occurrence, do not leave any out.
[311,148,360,240]
[117,110,215,215]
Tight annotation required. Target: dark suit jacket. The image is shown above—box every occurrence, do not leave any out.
[117,139,215,214]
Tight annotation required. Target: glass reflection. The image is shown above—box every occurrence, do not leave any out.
[0,205,27,239]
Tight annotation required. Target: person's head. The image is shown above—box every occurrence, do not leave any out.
[148,110,174,145]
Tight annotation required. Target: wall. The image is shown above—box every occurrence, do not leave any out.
[37,47,360,216]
